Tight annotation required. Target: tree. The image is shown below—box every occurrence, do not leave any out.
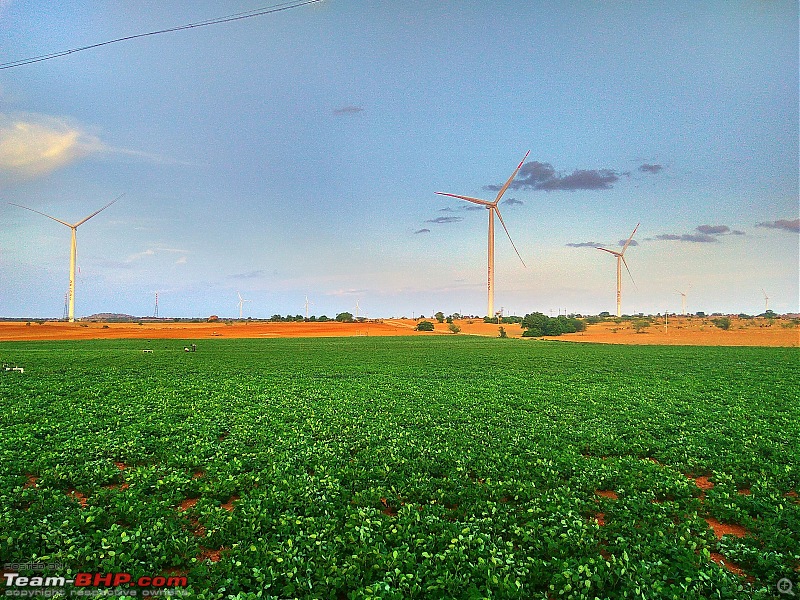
[336,312,354,323]
[416,320,435,331]
[632,319,650,333]
[435,311,445,323]
[712,317,731,330]
[448,322,461,334]
[498,326,507,338]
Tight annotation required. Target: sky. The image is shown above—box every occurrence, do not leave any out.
[1,0,798,319]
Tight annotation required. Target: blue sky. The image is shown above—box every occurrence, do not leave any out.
[1,0,797,319]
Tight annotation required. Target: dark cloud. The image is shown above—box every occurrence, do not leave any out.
[696,224,730,235]
[731,230,745,235]
[332,106,364,115]
[566,241,602,248]
[426,216,464,224]
[484,160,619,192]
[414,228,430,234]
[463,205,485,211]
[618,239,639,247]
[502,198,523,206]
[639,164,663,174]
[439,207,454,212]
[756,218,800,233]
[655,233,718,243]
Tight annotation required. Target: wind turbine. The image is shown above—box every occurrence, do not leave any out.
[761,289,770,313]
[237,292,251,319]
[596,223,639,318]
[675,289,687,316]
[435,151,529,318]
[9,195,123,322]
[304,295,314,320]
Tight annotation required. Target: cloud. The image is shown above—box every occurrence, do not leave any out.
[463,205,485,211]
[566,241,602,248]
[333,106,364,115]
[426,216,464,224]
[414,228,430,234]
[755,219,800,233]
[618,239,639,247]
[638,163,663,174]
[229,269,265,279]
[502,197,523,206]
[175,256,187,265]
[696,224,730,235]
[127,247,189,263]
[654,233,718,243]
[0,113,104,183]
[439,207,454,212]
[485,160,619,192]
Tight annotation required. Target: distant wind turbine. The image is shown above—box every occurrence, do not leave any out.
[10,195,124,322]
[304,295,314,320]
[761,289,770,313]
[675,289,687,316]
[435,152,529,318]
[237,292,251,319]
[597,223,639,318]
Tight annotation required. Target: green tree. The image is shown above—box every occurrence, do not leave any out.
[498,326,507,338]
[448,322,461,334]
[712,317,731,330]
[336,312,354,323]
[435,311,445,323]
[632,319,650,333]
[416,320,435,331]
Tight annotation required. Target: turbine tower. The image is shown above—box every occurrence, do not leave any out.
[675,289,687,316]
[762,289,770,313]
[10,195,123,322]
[435,152,529,318]
[596,223,639,318]
[237,292,251,319]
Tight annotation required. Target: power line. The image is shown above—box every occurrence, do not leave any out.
[0,0,323,70]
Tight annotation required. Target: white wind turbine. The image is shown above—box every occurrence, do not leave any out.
[761,289,770,313]
[675,289,688,316]
[596,223,639,318]
[10,195,123,322]
[435,152,529,318]
[237,292,251,319]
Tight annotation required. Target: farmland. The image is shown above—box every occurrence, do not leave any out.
[1,337,798,599]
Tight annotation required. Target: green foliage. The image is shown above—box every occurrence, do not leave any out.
[415,320,434,331]
[434,311,445,323]
[521,313,585,337]
[632,319,651,333]
[0,338,798,598]
[498,326,507,338]
[447,322,461,334]
[712,317,732,330]
[336,312,354,323]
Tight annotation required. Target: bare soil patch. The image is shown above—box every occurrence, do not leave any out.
[0,315,795,346]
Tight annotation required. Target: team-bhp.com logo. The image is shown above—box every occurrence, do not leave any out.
[3,571,188,596]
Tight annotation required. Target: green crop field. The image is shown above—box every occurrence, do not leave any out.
[1,337,798,599]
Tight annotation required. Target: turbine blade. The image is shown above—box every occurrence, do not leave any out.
[8,202,73,228]
[494,206,526,268]
[74,193,125,227]
[622,255,637,290]
[597,247,621,257]
[434,192,492,206]
[621,222,640,254]
[493,150,530,204]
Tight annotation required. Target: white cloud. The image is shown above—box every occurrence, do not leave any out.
[0,112,104,183]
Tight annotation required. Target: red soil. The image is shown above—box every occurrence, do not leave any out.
[23,475,38,489]
[178,498,198,511]
[1,316,796,346]
[221,495,239,511]
[705,517,746,539]
[595,513,606,526]
[709,552,753,581]
[595,490,618,500]
[67,489,88,508]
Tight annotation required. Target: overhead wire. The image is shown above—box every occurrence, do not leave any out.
[0,0,323,70]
